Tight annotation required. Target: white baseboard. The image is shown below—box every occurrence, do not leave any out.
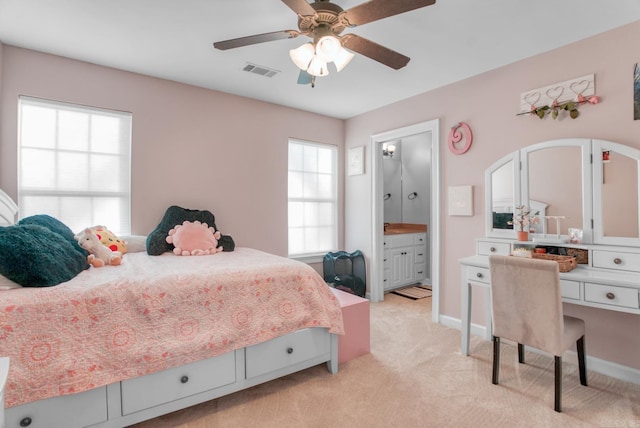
[438,314,640,385]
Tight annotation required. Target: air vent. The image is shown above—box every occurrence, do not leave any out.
[243,63,280,78]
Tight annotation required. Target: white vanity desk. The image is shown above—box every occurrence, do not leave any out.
[462,137,640,356]
[460,239,640,355]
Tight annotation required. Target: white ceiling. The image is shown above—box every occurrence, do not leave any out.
[1,0,639,119]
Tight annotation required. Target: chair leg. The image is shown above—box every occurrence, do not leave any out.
[492,336,500,385]
[554,356,562,412]
[518,343,525,363]
[577,335,587,386]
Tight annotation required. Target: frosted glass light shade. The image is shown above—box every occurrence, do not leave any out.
[307,56,329,77]
[315,35,341,62]
[289,43,315,70]
[333,47,354,72]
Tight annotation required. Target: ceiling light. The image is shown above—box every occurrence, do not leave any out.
[333,47,354,72]
[307,56,329,77]
[289,43,315,70]
[315,35,341,63]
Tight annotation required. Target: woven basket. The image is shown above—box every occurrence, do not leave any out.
[532,253,577,272]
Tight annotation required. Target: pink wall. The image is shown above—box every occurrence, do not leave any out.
[0,45,345,257]
[345,21,640,369]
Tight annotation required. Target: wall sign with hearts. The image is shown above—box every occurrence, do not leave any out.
[517,74,600,120]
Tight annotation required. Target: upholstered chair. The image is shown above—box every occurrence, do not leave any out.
[488,255,587,412]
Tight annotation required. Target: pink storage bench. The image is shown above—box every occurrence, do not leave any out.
[330,288,370,363]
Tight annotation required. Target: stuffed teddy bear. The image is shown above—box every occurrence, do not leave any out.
[75,228,123,267]
[166,220,224,256]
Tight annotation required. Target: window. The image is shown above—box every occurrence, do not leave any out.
[288,139,338,258]
[18,96,132,235]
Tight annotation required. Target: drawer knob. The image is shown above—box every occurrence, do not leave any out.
[20,417,32,427]
[287,347,294,354]
[606,292,615,300]
[613,258,622,265]
[476,272,483,278]
[490,247,496,252]
[417,271,423,274]
[180,375,189,384]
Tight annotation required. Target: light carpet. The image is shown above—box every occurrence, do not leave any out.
[130,293,640,428]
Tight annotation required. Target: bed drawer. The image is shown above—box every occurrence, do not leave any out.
[246,328,330,379]
[5,386,107,428]
[121,351,236,415]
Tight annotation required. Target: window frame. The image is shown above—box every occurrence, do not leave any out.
[17,96,132,235]
[287,138,338,261]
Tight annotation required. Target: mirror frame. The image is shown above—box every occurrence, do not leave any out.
[593,139,640,246]
[486,138,640,247]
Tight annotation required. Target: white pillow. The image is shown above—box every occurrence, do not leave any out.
[0,274,22,290]
[121,235,147,253]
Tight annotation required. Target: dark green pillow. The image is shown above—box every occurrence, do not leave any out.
[146,205,235,255]
[18,214,88,259]
[0,222,90,287]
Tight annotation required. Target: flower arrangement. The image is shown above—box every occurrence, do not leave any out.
[523,95,600,120]
[511,205,540,232]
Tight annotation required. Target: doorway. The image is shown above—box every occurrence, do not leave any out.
[369,119,440,323]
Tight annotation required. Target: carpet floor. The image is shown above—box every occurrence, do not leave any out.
[130,293,640,428]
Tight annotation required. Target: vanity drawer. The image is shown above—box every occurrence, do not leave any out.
[384,234,415,248]
[414,233,427,245]
[246,328,330,379]
[592,250,640,273]
[415,263,427,281]
[560,279,580,301]
[121,351,236,415]
[414,245,427,264]
[584,283,639,309]
[466,266,490,284]
[477,241,511,256]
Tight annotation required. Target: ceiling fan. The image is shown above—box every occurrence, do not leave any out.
[213,0,436,87]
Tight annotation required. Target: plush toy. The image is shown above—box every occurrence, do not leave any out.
[75,228,122,267]
[166,220,223,256]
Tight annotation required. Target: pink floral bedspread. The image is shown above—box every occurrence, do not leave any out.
[0,248,344,408]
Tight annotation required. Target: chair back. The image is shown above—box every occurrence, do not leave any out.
[489,255,565,356]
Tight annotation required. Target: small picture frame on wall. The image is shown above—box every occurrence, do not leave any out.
[448,185,473,216]
[348,146,365,176]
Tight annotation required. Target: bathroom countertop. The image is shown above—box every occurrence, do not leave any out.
[384,223,427,235]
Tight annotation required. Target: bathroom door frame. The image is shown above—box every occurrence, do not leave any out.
[369,119,441,322]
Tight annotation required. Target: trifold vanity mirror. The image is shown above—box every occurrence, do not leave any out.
[485,138,640,247]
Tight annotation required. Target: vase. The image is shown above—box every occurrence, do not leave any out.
[517,231,529,241]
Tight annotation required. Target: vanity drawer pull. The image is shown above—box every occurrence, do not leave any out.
[287,347,294,354]
[20,417,32,427]
[180,375,189,384]
[490,247,496,253]
[606,292,615,300]
[476,272,483,278]
[613,258,622,265]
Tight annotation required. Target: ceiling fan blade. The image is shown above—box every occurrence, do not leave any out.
[342,0,436,27]
[214,30,300,50]
[341,34,410,70]
[297,70,313,85]
[281,0,316,16]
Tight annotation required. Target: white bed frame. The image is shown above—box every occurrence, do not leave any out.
[6,329,337,428]
[0,190,339,428]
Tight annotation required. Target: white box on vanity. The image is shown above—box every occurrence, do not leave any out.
[460,138,640,365]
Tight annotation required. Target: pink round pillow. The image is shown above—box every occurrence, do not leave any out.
[165,220,223,256]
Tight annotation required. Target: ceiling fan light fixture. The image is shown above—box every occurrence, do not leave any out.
[315,35,342,62]
[333,47,354,72]
[307,56,329,77]
[289,43,315,70]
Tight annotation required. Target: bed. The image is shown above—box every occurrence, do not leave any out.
[0,192,344,428]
